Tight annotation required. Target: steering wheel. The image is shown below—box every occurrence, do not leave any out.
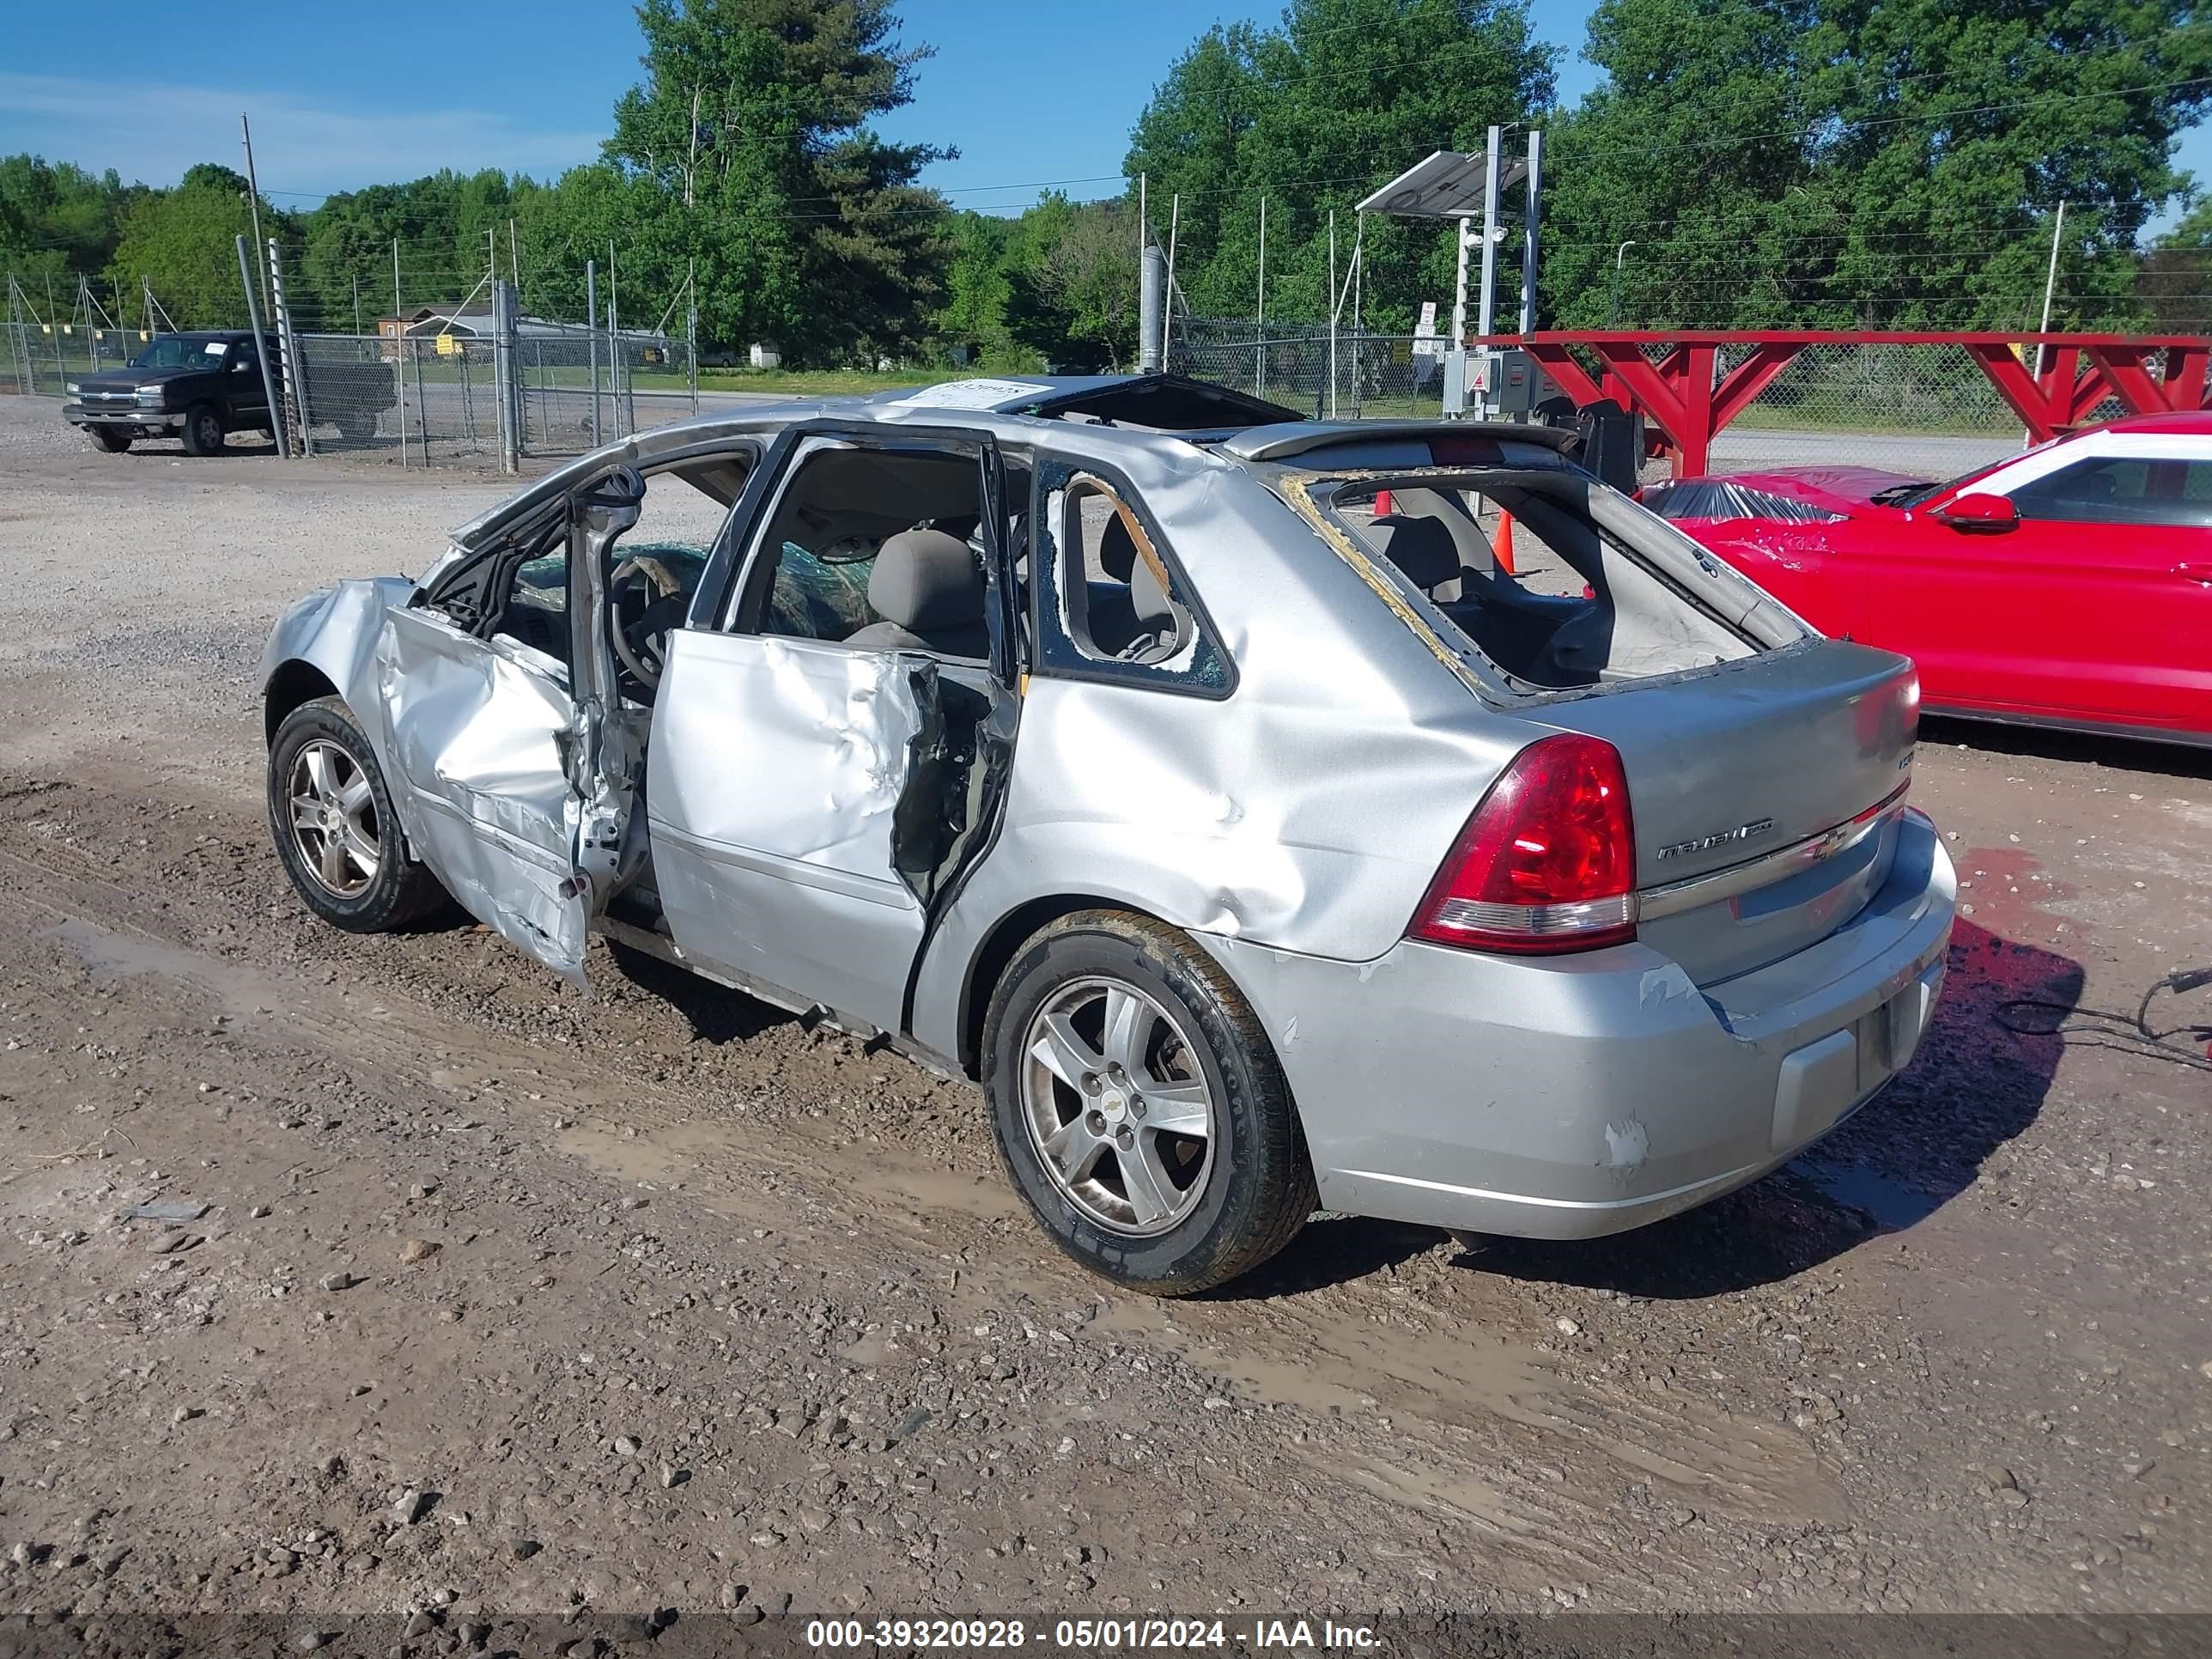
[609,555,684,690]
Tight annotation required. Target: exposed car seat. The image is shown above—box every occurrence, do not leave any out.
[1120,547,1177,661]
[1368,514,1462,595]
[1082,515,1145,654]
[844,528,990,658]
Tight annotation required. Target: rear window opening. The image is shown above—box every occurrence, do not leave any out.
[1301,467,1789,696]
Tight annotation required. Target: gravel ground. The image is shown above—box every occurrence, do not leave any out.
[1,395,2209,1647]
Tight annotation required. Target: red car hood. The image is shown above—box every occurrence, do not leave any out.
[1705,466,1926,513]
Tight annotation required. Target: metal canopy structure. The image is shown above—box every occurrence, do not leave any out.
[1355,148,1529,218]
[1473,330,2212,475]
[1358,133,1543,416]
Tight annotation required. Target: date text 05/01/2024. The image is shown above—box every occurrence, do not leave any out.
[804,1617,1382,1650]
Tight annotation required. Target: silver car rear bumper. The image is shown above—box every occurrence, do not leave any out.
[1203,809,1956,1240]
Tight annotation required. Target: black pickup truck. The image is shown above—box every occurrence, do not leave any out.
[64,331,397,456]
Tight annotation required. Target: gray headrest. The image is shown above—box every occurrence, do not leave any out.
[1128,550,1174,627]
[1097,514,1137,581]
[1371,514,1460,592]
[869,528,981,632]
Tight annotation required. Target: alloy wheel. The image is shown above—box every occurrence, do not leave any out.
[1019,975,1217,1236]
[287,738,381,898]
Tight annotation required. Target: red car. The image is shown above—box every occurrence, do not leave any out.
[1642,412,2212,746]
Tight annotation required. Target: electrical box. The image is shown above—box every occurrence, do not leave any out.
[1442,348,1469,416]
[1469,348,1546,414]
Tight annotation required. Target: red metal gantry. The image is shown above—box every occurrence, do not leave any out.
[1472,331,2212,477]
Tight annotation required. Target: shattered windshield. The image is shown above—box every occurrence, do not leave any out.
[130,337,237,370]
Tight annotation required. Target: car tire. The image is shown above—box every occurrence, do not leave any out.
[268,696,448,933]
[86,426,131,453]
[983,909,1316,1295]
[180,404,223,456]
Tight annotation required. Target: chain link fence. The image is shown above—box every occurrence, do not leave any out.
[1170,319,2153,479]
[293,322,693,465]
[1714,341,2099,476]
[7,279,696,471]
[1170,315,1449,420]
[3,320,166,397]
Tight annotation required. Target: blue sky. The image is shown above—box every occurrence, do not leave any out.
[0,0,1588,209]
[0,0,2197,230]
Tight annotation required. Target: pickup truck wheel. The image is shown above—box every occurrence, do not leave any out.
[86,427,131,453]
[180,404,223,456]
[268,696,448,933]
[983,909,1316,1296]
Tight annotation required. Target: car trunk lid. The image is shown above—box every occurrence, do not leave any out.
[1532,642,1920,985]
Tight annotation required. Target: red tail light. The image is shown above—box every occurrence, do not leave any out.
[1410,734,1638,954]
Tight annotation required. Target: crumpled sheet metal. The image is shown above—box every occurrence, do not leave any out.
[259,576,417,754]
[645,629,927,1034]
[906,446,1527,1064]
[375,613,587,981]
[264,574,590,983]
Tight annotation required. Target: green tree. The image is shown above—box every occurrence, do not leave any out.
[105,167,270,328]
[2140,196,2212,332]
[0,155,140,321]
[1127,0,1557,331]
[1542,0,2212,330]
[301,170,541,331]
[1003,195,1143,370]
[934,210,1018,363]
[605,0,955,362]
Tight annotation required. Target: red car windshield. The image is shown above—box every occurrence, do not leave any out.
[1874,433,2069,508]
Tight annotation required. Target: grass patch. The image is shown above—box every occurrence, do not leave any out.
[692,366,957,396]
[1729,401,2019,439]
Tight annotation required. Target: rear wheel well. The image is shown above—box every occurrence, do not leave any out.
[264,660,341,747]
[958,894,1155,1078]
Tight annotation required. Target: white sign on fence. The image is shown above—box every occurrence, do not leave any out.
[1413,301,1441,360]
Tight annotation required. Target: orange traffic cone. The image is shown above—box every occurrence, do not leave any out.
[1492,509,1516,576]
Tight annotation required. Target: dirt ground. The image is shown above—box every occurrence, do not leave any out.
[0,398,2209,1646]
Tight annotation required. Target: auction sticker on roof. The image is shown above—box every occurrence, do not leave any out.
[891,378,1051,410]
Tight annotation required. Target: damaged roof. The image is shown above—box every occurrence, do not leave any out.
[872,373,1306,429]
[450,374,1586,551]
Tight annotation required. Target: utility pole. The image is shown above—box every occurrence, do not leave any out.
[6,276,27,397]
[1256,195,1267,398]
[393,237,409,471]
[586,257,601,447]
[352,271,362,336]
[508,219,521,310]
[236,235,287,459]
[684,85,702,209]
[1518,128,1542,339]
[2034,203,2066,369]
[1164,192,1181,338]
[240,113,273,325]
[609,239,629,438]
[1609,240,1637,327]
[267,237,311,456]
[2028,202,2066,449]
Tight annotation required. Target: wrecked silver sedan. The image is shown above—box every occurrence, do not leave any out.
[260,374,1954,1293]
